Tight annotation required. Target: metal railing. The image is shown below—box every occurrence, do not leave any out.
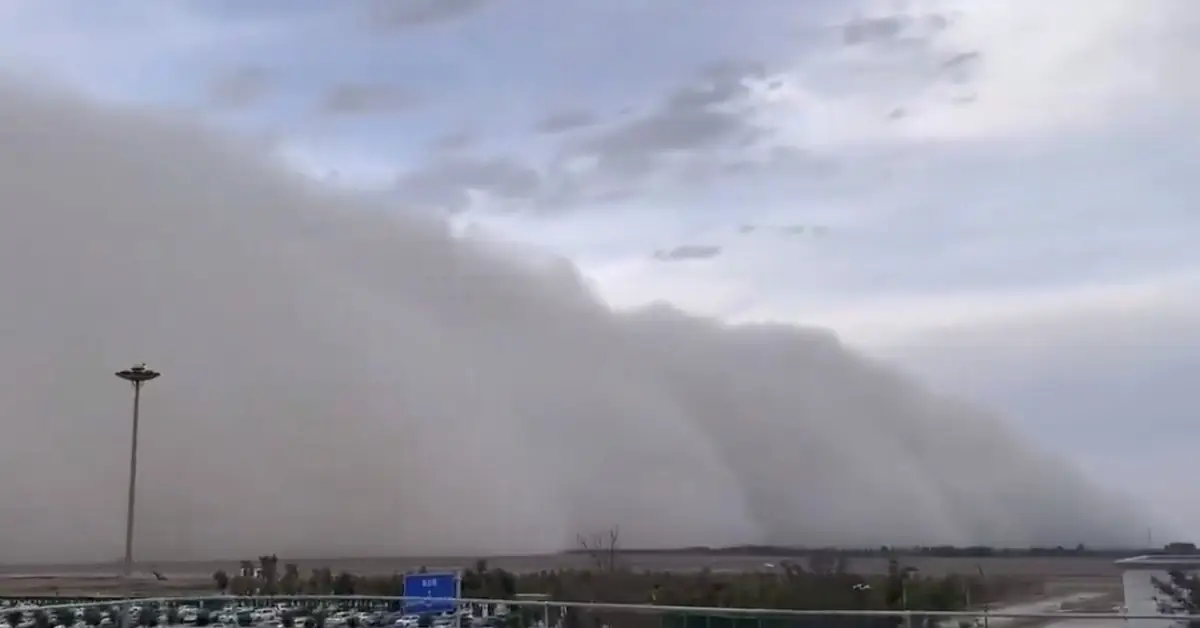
[0,595,1190,627]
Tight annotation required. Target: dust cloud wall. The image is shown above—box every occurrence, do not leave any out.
[0,80,1147,563]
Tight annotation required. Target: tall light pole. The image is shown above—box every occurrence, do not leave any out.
[901,565,918,628]
[977,564,989,628]
[115,363,160,579]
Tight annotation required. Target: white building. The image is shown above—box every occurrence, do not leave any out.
[1116,555,1200,628]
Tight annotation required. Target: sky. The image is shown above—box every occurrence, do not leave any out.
[0,0,1196,559]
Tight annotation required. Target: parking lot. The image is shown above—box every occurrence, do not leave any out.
[0,599,490,628]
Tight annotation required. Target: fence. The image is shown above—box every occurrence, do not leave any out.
[0,595,1190,628]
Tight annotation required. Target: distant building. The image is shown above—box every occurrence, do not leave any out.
[1116,554,1200,628]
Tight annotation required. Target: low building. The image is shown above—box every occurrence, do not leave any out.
[1116,554,1200,628]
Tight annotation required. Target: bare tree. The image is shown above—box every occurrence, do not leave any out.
[577,526,620,572]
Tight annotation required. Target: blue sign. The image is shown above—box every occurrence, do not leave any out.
[403,572,460,614]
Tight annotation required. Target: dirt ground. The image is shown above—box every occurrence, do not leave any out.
[0,553,1130,577]
[0,554,1129,598]
[0,574,211,597]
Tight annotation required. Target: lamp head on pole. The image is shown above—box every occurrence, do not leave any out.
[116,363,161,384]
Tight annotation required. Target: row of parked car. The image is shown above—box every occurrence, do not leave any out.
[0,601,508,628]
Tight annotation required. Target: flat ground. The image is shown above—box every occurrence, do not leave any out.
[0,554,1127,597]
[0,553,1131,577]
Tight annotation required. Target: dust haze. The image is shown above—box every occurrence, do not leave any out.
[0,78,1145,563]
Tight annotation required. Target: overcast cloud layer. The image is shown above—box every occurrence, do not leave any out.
[0,77,1149,563]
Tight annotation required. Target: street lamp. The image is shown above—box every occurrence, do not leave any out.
[901,565,918,628]
[977,564,989,628]
[115,363,160,579]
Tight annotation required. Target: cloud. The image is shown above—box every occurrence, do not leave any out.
[429,129,476,153]
[205,66,273,109]
[653,245,723,262]
[0,76,1150,563]
[534,110,599,135]
[393,155,541,214]
[840,13,948,46]
[321,83,420,116]
[568,67,769,179]
[737,224,830,237]
[410,64,794,216]
[365,0,489,30]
